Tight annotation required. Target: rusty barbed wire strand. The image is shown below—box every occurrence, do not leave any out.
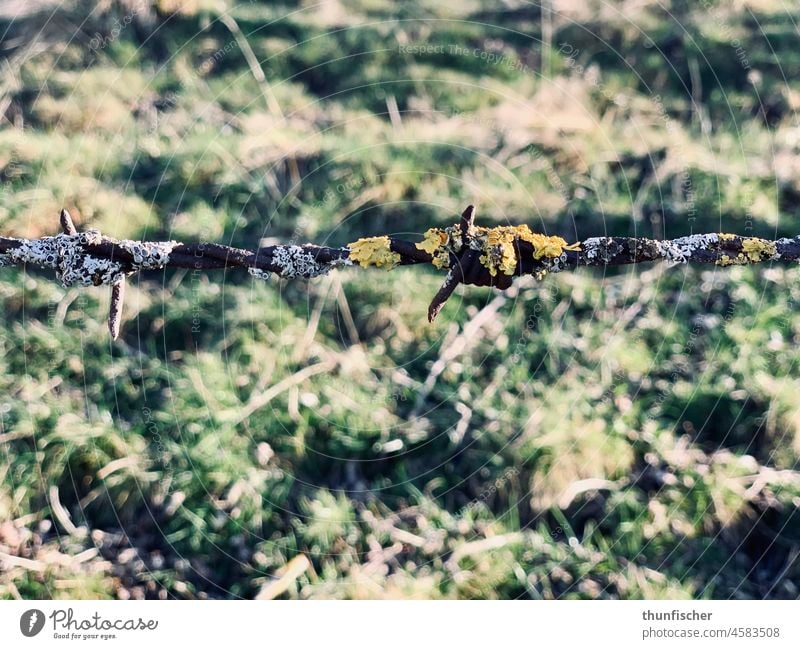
[0,207,798,339]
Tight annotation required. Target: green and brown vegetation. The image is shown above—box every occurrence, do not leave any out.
[1,0,799,599]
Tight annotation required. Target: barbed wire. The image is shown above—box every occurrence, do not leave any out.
[1,207,798,339]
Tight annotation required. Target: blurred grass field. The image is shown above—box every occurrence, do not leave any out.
[1,0,800,599]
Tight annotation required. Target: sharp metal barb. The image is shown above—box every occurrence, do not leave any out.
[428,269,461,323]
[60,209,77,235]
[108,277,125,340]
[459,204,475,244]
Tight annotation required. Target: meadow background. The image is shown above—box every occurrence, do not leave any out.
[1,0,800,599]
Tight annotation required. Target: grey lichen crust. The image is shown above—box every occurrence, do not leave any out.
[248,245,352,280]
[542,252,569,273]
[655,233,722,265]
[248,267,272,281]
[0,231,177,287]
[581,233,728,267]
[582,237,614,262]
[118,238,176,270]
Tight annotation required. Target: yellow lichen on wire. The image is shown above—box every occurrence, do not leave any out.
[414,222,582,276]
[522,229,582,260]
[479,226,518,276]
[717,254,746,267]
[716,238,778,266]
[416,228,451,269]
[741,238,777,262]
[475,224,581,276]
[347,236,401,269]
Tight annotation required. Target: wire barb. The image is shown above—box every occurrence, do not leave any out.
[459,204,475,243]
[59,209,77,236]
[427,205,479,322]
[108,278,125,340]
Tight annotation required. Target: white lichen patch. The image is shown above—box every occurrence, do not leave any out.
[59,231,125,286]
[656,233,720,265]
[248,267,272,281]
[0,232,178,287]
[774,236,800,260]
[117,238,177,269]
[582,237,613,261]
[543,252,569,273]
[271,245,338,278]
